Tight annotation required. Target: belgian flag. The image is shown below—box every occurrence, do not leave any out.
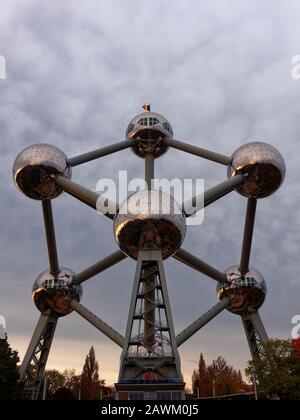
[143,104,151,112]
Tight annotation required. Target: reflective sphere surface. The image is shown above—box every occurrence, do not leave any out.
[114,190,186,260]
[32,268,82,317]
[126,112,173,158]
[217,265,267,315]
[227,142,285,198]
[13,143,71,200]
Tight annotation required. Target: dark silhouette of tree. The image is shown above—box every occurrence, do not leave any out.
[53,386,75,400]
[80,346,101,400]
[191,353,246,397]
[45,369,65,398]
[0,336,22,400]
[191,369,200,396]
[246,339,300,400]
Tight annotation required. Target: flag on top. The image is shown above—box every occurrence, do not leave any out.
[143,104,151,112]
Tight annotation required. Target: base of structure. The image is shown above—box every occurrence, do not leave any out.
[115,382,186,401]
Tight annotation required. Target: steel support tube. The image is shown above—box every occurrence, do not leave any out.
[173,249,227,283]
[164,138,231,166]
[176,298,231,347]
[240,198,257,276]
[42,200,60,276]
[72,250,127,285]
[19,314,57,380]
[55,176,117,219]
[145,154,154,190]
[68,139,137,167]
[183,175,246,217]
[69,300,124,348]
[249,311,269,343]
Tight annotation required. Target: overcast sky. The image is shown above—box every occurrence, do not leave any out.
[0,0,299,387]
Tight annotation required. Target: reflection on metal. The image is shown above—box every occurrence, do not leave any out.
[228,142,286,198]
[126,112,173,158]
[12,143,71,200]
[217,266,267,315]
[114,190,186,260]
[32,268,82,317]
[19,314,57,400]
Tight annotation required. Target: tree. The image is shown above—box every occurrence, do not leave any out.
[45,369,65,398]
[191,353,246,398]
[191,369,200,396]
[246,339,300,400]
[0,336,22,400]
[53,386,75,400]
[80,346,101,400]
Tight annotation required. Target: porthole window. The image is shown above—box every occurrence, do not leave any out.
[126,123,134,137]
[163,122,173,136]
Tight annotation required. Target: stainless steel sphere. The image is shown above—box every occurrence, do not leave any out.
[13,143,71,200]
[217,265,267,315]
[114,190,186,260]
[32,267,82,317]
[227,142,286,198]
[126,112,173,158]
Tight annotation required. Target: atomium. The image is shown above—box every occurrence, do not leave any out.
[12,143,71,200]
[113,190,186,260]
[32,268,82,317]
[217,266,267,315]
[15,107,286,400]
[227,142,286,198]
[126,112,173,158]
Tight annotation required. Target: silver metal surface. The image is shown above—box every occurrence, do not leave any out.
[184,175,245,217]
[72,250,127,285]
[54,176,117,219]
[118,250,182,384]
[228,142,286,198]
[164,138,231,166]
[242,312,269,360]
[113,190,186,260]
[32,267,82,317]
[176,297,231,347]
[42,200,60,276]
[13,143,71,200]
[240,198,257,276]
[19,313,58,400]
[126,112,173,158]
[69,300,124,348]
[217,265,267,315]
[68,139,137,167]
[173,249,227,283]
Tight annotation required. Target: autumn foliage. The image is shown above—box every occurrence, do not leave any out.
[192,353,247,397]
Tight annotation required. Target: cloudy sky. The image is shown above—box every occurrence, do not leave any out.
[0,0,299,387]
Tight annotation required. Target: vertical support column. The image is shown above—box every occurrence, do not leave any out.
[145,154,154,190]
[20,313,58,400]
[143,155,156,351]
[143,263,156,351]
[242,311,268,360]
[116,250,185,400]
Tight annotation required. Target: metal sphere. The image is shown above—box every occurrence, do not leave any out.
[217,265,267,315]
[13,143,72,200]
[126,112,173,158]
[113,190,186,260]
[32,267,82,317]
[227,142,286,198]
